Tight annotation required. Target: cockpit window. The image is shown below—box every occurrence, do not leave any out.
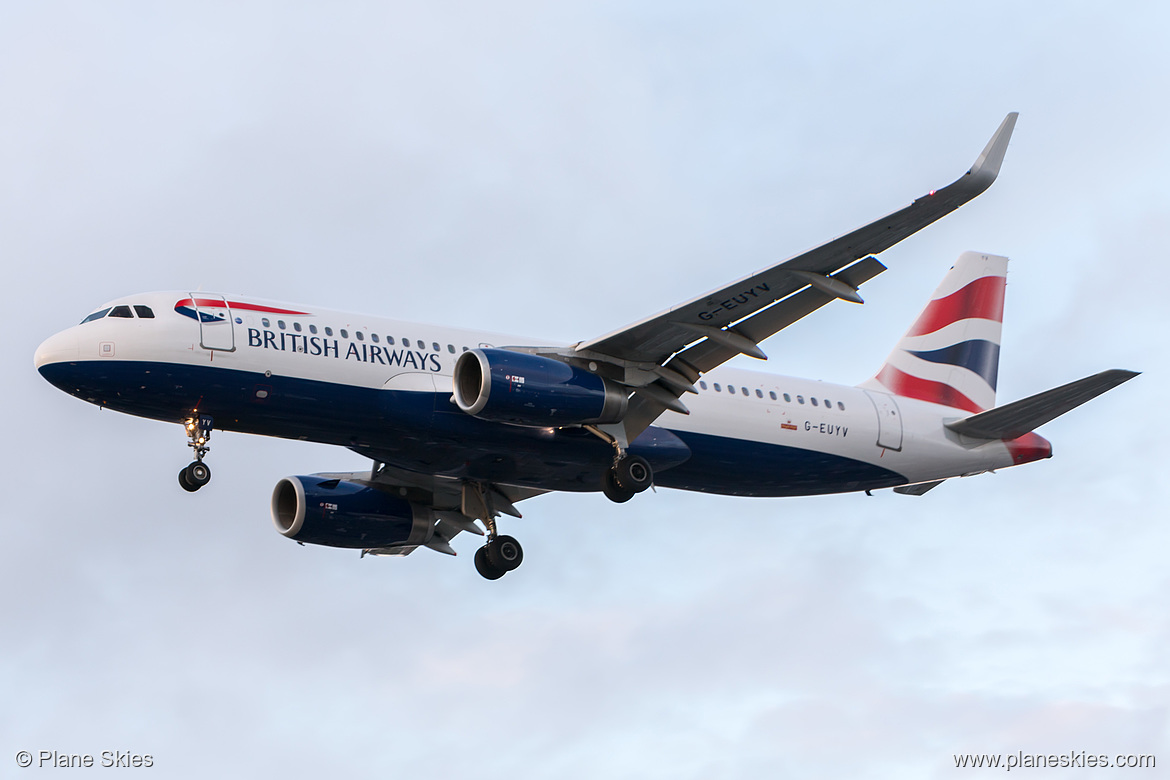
[133,305,155,319]
[108,305,134,318]
[80,308,111,324]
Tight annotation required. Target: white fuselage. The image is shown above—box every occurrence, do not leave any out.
[35,291,1044,498]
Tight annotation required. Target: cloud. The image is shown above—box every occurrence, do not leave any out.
[4,2,1168,777]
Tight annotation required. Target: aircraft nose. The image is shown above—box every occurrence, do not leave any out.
[34,328,79,372]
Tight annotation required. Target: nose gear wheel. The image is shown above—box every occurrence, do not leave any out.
[179,414,214,492]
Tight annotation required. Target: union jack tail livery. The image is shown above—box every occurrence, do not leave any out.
[862,251,1007,413]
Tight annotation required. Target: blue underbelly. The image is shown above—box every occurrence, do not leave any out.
[39,360,904,497]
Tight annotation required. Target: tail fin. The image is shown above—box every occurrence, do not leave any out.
[860,251,1007,413]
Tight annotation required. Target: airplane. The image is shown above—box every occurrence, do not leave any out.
[34,113,1137,580]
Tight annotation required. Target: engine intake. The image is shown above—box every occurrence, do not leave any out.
[452,348,628,427]
[271,475,433,549]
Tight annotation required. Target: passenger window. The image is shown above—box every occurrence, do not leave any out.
[262,318,271,328]
[811,398,818,407]
[309,324,318,335]
[769,391,777,400]
[325,327,333,337]
[784,393,791,402]
[838,402,845,411]
[448,344,455,353]
[278,320,286,330]
[824,399,831,408]
[356,331,364,341]
[403,338,411,348]
[81,308,111,324]
[755,389,763,398]
[371,333,379,343]
[340,329,349,339]
[714,383,722,392]
[432,342,440,352]
[699,381,708,390]
[797,395,805,404]
[133,305,155,318]
[109,305,133,318]
[386,336,395,345]
[293,322,302,332]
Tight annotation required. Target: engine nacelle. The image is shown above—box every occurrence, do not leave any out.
[271,475,433,549]
[452,348,628,427]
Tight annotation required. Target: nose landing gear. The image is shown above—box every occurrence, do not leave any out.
[178,415,214,492]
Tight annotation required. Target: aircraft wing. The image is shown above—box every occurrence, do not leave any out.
[329,458,547,557]
[567,114,1018,440]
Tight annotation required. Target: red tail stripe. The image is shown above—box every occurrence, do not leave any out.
[906,275,1005,337]
[875,365,984,413]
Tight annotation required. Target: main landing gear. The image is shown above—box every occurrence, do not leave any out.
[583,425,654,504]
[474,534,524,581]
[465,482,525,581]
[601,453,653,503]
[178,415,214,492]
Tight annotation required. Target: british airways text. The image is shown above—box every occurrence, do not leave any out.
[247,328,442,371]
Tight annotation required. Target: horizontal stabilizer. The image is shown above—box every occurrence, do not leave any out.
[945,369,1138,440]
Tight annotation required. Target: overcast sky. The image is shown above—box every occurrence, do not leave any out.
[3,1,1167,777]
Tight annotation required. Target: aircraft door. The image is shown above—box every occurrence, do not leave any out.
[189,294,236,352]
[863,390,903,451]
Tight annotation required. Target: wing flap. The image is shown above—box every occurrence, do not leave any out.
[616,256,890,440]
[675,256,888,375]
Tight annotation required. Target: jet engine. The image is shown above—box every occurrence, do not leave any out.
[452,348,628,427]
[271,475,433,549]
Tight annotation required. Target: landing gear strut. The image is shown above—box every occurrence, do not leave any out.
[178,415,214,492]
[584,425,655,504]
[466,483,525,580]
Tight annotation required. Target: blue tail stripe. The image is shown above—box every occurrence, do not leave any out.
[908,339,1000,390]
